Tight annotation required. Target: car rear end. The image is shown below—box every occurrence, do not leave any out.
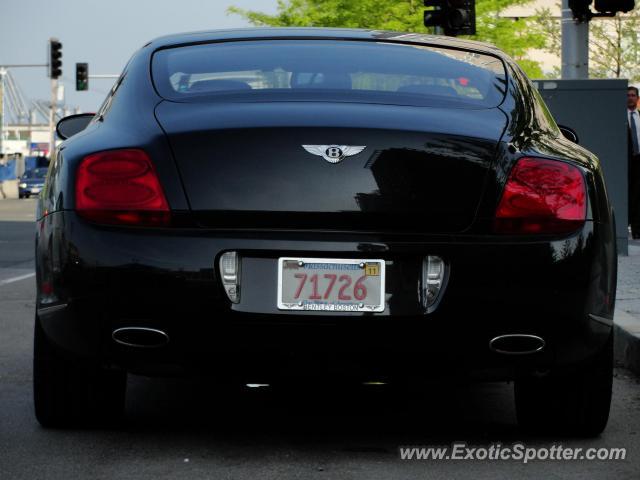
[35,31,616,433]
[19,168,47,198]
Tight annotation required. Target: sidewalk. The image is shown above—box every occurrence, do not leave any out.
[615,239,640,374]
[0,180,19,199]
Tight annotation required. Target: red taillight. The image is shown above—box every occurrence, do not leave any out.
[75,149,170,226]
[494,157,586,234]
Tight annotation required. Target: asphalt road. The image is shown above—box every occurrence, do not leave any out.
[0,199,35,284]
[2,199,640,479]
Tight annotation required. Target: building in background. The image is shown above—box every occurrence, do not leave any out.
[502,0,560,76]
[0,123,57,180]
[1,123,54,158]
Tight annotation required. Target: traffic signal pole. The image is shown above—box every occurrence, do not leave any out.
[559,0,635,79]
[433,6,444,35]
[561,0,589,79]
[0,69,5,156]
[48,38,62,158]
[48,77,57,159]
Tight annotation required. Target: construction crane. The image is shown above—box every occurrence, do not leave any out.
[0,68,74,155]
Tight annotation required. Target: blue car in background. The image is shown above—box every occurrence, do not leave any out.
[19,168,48,198]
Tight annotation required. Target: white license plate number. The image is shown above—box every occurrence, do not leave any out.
[277,257,385,312]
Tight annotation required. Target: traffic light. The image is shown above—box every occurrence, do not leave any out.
[76,63,89,91]
[593,0,634,13]
[568,0,634,19]
[424,0,476,36]
[424,0,445,29]
[49,39,62,79]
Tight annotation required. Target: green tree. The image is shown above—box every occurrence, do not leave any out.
[537,4,640,80]
[228,0,547,77]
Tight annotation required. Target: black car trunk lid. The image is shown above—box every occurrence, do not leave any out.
[154,101,507,233]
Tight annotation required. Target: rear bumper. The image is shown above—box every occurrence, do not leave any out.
[36,211,616,381]
[19,185,43,196]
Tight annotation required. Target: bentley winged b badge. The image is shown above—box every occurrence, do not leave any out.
[302,145,366,164]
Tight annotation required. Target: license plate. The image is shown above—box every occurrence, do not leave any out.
[277,257,385,312]
[30,187,40,193]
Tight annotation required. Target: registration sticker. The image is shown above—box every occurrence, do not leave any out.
[365,263,380,276]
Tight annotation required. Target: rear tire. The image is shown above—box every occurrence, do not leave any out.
[33,317,127,428]
[514,334,613,437]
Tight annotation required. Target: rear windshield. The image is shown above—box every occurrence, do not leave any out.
[152,40,507,108]
[23,168,47,178]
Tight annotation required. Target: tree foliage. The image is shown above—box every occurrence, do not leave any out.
[228,0,547,77]
[537,4,640,80]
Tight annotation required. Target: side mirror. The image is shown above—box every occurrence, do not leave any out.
[558,125,579,144]
[56,113,95,140]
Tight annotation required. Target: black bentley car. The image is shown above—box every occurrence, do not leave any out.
[35,28,616,435]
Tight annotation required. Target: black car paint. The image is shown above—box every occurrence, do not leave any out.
[154,101,506,233]
[36,28,616,381]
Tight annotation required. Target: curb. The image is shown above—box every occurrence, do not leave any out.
[614,309,640,375]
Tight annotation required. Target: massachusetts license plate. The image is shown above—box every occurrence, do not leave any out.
[277,257,385,312]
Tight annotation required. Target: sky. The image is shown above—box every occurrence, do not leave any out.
[0,0,279,117]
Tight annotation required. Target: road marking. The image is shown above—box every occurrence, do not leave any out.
[0,272,35,286]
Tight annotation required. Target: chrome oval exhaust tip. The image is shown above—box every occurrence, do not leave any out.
[489,334,545,355]
[112,327,169,348]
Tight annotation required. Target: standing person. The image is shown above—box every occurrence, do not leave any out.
[627,86,640,239]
